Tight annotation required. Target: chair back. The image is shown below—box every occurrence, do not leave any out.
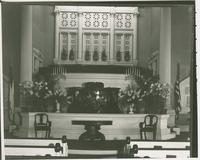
[34,113,49,125]
[144,114,158,127]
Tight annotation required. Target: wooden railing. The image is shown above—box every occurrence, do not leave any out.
[39,64,153,77]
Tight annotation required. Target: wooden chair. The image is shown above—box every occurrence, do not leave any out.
[139,114,158,140]
[34,113,51,138]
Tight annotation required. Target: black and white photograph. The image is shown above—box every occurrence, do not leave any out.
[0,0,198,159]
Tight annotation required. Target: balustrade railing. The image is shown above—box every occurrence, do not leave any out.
[39,65,153,78]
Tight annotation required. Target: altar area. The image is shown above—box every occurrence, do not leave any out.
[2,3,195,159]
[15,112,175,140]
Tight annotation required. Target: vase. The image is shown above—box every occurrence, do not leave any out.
[129,104,135,114]
[56,101,61,113]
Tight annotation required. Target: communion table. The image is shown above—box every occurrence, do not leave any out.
[14,113,176,140]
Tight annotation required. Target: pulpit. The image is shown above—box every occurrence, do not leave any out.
[72,120,112,141]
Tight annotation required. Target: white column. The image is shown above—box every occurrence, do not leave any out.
[132,9,139,61]
[78,12,83,61]
[110,12,115,62]
[20,5,32,82]
[159,8,171,86]
[159,8,175,127]
[54,6,60,61]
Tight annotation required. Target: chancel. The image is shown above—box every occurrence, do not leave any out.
[2,2,194,159]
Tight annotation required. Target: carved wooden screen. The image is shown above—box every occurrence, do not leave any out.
[54,6,138,66]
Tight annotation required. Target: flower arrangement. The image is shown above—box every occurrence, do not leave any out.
[46,86,72,104]
[19,81,53,111]
[144,82,169,99]
[118,85,143,105]
[118,77,145,113]
[20,80,72,112]
[19,81,52,100]
[143,80,170,114]
[118,74,170,114]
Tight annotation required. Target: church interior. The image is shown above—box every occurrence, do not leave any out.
[1,2,196,159]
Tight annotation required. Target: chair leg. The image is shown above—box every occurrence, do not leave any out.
[45,130,48,138]
[140,130,143,140]
[48,129,51,138]
[153,130,156,140]
[35,130,37,138]
[144,131,147,140]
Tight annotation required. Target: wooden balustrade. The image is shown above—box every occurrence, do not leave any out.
[39,64,153,77]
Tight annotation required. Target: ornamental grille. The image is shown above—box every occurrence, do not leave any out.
[55,6,138,65]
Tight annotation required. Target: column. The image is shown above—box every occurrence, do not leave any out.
[54,6,60,61]
[20,5,32,82]
[159,8,171,87]
[132,8,139,61]
[110,11,115,62]
[78,11,83,61]
[159,8,175,127]
[159,7,172,106]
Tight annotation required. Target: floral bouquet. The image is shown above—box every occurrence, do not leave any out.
[118,73,170,114]
[142,79,170,114]
[145,82,169,98]
[51,87,72,104]
[19,81,52,111]
[118,78,145,113]
[20,81,52,99]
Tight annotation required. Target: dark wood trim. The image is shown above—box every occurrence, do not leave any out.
[72,120,113,125]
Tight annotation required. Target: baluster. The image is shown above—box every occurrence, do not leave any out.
[53,66,54,76]
[131,67,133,75]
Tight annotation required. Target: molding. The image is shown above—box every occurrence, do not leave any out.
[55,6,139,14]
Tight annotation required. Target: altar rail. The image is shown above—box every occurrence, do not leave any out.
[39,64,152,76]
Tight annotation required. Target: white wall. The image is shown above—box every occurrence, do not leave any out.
[58,73,129,88]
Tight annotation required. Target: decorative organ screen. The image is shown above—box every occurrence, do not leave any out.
[54,6,138,65]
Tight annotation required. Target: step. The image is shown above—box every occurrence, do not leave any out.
[161,132,176,140]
